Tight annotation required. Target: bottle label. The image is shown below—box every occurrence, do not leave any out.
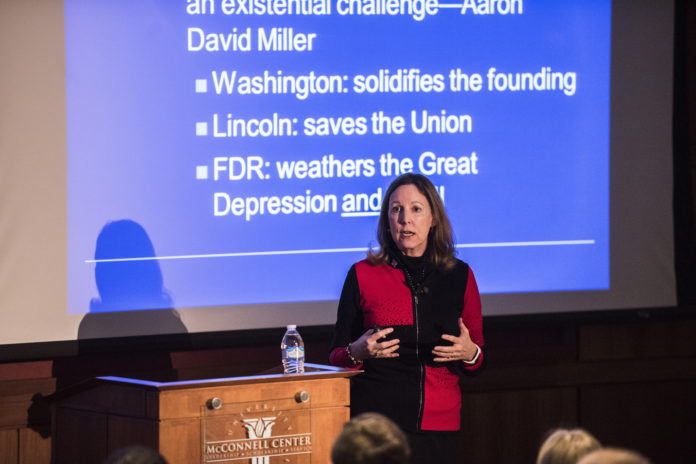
[285,346,305,359]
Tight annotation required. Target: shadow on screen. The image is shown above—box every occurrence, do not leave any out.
[77,219,188,339]
[31,222,191,439]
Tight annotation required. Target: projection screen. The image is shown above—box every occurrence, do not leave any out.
[0,0,676,348]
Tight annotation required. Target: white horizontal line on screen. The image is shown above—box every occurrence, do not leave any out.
[340,211,380,217]
[437,4,464,8]
[455,239,596,248]
[85,240,595,264]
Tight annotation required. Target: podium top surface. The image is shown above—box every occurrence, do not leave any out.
[95,363,361,391]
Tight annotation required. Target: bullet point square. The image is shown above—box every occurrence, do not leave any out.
[196,165,208,179]
[196,122,208,136]
[195,79,208,93]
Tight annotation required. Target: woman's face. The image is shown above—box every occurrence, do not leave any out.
[388,184,434,257]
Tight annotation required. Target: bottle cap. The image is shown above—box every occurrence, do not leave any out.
[287,324,297,329]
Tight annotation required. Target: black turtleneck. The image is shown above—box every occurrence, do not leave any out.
[393,250,428,292]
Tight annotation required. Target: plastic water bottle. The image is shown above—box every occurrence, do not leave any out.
[281,324,305,374]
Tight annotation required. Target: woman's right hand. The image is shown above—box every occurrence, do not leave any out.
[350,327,400,360]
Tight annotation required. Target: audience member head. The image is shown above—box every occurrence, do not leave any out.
[104,445,168,464]
[536,428,602,464]
[331,412,411,464]
[576,448,651,464]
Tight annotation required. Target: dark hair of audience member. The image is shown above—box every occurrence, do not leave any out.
[331,413,411,464]
[104,445,168,464]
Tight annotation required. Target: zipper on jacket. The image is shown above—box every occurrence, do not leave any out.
[397,257,426,431]
[413,292,425,430]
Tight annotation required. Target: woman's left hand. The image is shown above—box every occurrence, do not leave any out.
[432,318,479,362]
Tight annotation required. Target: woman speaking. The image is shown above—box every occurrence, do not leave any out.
[330,173,485,463]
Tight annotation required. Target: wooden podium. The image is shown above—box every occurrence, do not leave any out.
[51,363,359,463]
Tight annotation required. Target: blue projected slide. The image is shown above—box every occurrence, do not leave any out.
[66,0,610,314]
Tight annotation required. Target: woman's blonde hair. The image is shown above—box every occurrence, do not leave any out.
[537,428,602,464]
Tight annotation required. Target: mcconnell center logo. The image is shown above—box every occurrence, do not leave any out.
[205,415,312,463]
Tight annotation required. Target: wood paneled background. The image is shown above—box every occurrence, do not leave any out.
[1,315,696,464]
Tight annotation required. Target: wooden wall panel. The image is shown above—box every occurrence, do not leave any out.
[18,427,50,464]
[579,319,696,361]
[0,427,51,464]
[580,380,696,463]
[460,387,578,464]
[0,378,54,428]
[0,429,18,464]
